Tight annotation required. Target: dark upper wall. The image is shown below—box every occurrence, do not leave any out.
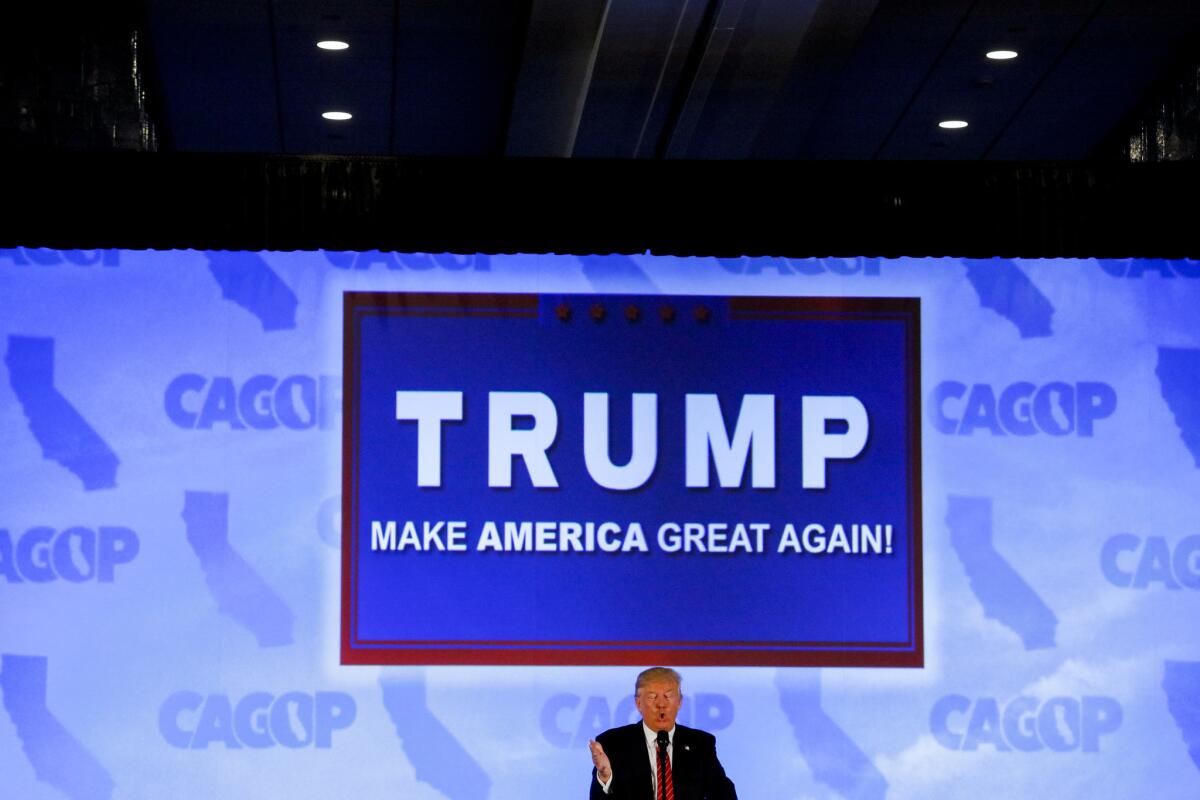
[2,153,1198,257]
[0,5,161,152]
[1116,60,1200,162]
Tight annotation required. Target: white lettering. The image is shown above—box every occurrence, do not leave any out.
[488,392,559,488]
[395,391,464,487]
[684,394,776,488]
[802,396,869,489]
[583,393,658,490]
[371,521,396,551]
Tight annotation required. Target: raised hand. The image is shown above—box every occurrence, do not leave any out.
[588,739,612,782]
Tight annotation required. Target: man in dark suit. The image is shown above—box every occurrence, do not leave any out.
[588,667,737,800]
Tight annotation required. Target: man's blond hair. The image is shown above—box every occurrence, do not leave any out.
[635,667,682,695]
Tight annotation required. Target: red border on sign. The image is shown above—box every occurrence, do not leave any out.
[342,292,923,667]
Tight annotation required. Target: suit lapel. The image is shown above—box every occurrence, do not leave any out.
[670,726,692,796]
[627,725,655,800]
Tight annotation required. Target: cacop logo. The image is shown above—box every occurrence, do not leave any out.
[540,693,733,748]
[930,695,1122,752]
[1098,259,1200,278]
[0,248,120,267]
[930,381,1116,436]
[0,526,139,582]
[1101,534,1200,590]
[324,251,490,271]
[159,691,356,749]
[165,374,340,430]
[716,257,881,276]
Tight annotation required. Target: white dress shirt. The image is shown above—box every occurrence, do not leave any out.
[597,723,675,795]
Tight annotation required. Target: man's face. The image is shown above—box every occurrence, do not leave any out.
[635,679,682,732]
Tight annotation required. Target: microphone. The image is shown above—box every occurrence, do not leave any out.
[656,730,670,749]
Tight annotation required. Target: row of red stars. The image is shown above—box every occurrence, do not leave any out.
[554,303,712,323]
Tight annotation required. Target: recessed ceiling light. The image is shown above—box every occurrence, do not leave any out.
[938,119,968,129]
[986,49,1018,60]
[322,111,352,121]
[317,40,349,51]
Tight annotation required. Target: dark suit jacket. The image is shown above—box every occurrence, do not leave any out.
[589,723,737,800]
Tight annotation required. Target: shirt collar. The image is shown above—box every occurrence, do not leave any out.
[642,722,676,748]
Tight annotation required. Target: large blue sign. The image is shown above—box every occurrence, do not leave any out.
[342,293,922,665]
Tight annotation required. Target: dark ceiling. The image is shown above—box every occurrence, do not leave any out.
[135,0,1200,160]
[4,2,1200,256]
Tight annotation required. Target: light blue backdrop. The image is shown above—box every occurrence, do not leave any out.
[1,250,1198,799]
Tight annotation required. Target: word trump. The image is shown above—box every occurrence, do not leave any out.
[931,695,1122,752]
[394,391,869,489]
[0,526,138,582]
[159,691,356,749]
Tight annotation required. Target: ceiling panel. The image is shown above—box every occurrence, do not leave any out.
[146,0,280,152]
[141,0,1200,161]
[273,0,394,154]
[665,0,823,159]
[749,0,882,160]
[571,0,708,158]
[505,0,607,156]
[393,0,529,156]
[990,0,1200,159]
[793,0,974,159]
[878,0,1101,160]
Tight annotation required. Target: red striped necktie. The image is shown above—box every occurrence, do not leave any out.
[656,736,674,800]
